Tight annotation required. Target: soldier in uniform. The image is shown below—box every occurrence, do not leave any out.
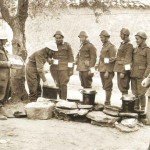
[142,73,150,124]
[131,32,150,112]
[114,28,133,95]
[76,31,97,88]
[98,30,116,106]
[0,37,11,104]
[50,31,74,100]
[26,43,55,102]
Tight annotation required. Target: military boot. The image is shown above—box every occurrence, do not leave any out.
[105,91,111,106]
[134,96,140,112]
[140,95,146,112]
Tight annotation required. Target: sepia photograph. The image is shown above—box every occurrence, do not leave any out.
[0,0,150,149]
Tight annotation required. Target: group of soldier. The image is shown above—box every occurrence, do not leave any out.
[26,28,150,114]
[0,28,150,115]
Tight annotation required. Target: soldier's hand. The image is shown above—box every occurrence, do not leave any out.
[109,57,116,63]
[120,73,125,79]
[88,71,94,77]
[47,58,53,65]
[85,60,90,66]
[141,77,149,88]
[95,64,99,70]
[43,80,50,86]
[7,61,12,68]
[68,70,74,76]
[104,71,109,78]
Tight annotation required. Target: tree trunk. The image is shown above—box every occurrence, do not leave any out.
[11,18,28,101]
[0,0,29,101]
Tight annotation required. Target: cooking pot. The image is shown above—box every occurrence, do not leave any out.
[42,85,59,99]
[80,89,97,105]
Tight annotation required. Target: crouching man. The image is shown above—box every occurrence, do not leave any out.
[142,74,150,125]
[26,42,56,102]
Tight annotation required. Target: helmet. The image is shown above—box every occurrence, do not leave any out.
[53,31,64,38]
[121,28,130,36]
[78,31,88,38]
[45,41,58,51]
[100,30,110,37]
[135,32,147,39]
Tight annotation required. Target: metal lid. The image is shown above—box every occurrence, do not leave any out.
[43,85,59,89]
[122,94,135,101]
[81,88,97,94]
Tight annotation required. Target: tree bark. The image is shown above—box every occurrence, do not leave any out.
[0,0,29,101]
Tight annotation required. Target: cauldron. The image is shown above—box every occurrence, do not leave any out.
[42,85,59,99]
[80,89,97,105]
[121,94,136,113]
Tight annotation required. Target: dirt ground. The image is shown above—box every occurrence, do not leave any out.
[0,74,150,150]
[0,118,149,150]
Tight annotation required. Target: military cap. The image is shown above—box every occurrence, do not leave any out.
[78,31,88,38]
[135,32,147,39]
[121,28,130,36]
[100,30,110,37]
[53,31,64,38]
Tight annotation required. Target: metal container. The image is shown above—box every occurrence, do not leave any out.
[80,89,97,105]
[121,94,136,113]
[42,85,59,99]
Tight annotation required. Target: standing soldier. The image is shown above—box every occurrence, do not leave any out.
[26,42,56,102]
[0,36,11,104]
[50,31,74,100]
[114,28,133,96]
[131,32,150,112]
[98,30,116,106]
[76,31,97,88]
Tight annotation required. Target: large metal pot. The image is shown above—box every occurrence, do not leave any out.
[42,85,59,99]
[80,89,97,105]
[121,94,136,113]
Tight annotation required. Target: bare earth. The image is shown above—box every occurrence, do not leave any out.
[0,118,149,150]
[0,74,150,150]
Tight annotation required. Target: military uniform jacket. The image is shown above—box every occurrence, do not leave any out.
[131,43,150,78]
[51,42,74,71]
[0,47,10,79]
[114,40,133,73]
[76,41,97,71]
[98,41,116,72]
[0,46,10,100]
[145,73,150,96]
[28,47,53,81]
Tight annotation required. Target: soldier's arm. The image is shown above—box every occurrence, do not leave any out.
[0,53,10,68]
[124,44,133,65]
[144,48,150,77]
[109,45,117,62]
[67,43,74,62]
[35,49,47,82]
[89,44,97,67]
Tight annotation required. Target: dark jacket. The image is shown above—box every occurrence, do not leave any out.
[0,46,10,101]
[50,42,74,71]
[76,40,97,71]
[114,40,133,73]
[98,41,116,72]
[28,47,53,82]
[131,43,150,78]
